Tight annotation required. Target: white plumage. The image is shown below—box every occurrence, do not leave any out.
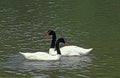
[19,38,66,60]
[46,30,93,56]
[49,46,93,56]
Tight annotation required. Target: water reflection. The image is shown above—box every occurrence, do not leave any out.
[1,53,93,77]
[60,56,92,69]
[1,0,119,77]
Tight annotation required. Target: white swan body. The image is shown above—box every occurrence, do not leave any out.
[60,46,93,56]
[46,30,93,56]
[49,46,93,56]
[19,52,61,60]
[19,38,66,60]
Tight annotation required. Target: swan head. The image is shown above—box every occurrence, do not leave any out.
[57,38,68,44]
[55,38,68,55]
[45,30,55,37]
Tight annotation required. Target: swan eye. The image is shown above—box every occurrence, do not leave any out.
[48,30,52,35]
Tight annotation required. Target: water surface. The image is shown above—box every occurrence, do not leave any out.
[0,0,120,78]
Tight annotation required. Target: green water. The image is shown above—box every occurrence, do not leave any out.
[0,0,120,78]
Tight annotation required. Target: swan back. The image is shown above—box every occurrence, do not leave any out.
[19,52,61,60]
[19,38,66,60]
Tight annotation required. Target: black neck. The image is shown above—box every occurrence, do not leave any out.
[50,32,56,48]
[55,41,61,55]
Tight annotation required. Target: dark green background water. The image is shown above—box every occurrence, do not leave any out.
[0,0,120,78]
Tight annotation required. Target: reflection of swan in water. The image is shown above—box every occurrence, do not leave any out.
[2,53,93,76]
[19,55,92,70]
[4,54,92,69]
[59,56,92,69]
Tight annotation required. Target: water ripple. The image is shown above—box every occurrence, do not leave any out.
[0,53,93,77]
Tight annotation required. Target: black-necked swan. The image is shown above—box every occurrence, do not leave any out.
[45,30,93,56]
[19,38,67,60]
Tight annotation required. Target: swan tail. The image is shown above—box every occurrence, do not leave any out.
[88,48,93,52]
[19,52,28,57]
[80,48,93,55]
[19,52,23,55]
[85,48,93,53]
